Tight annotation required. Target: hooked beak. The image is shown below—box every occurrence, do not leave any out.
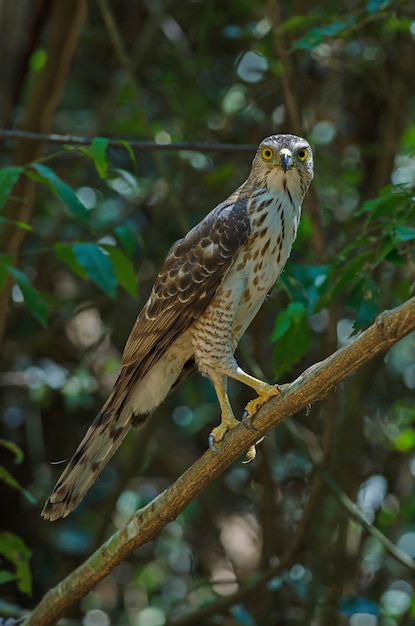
[280,149,292,173]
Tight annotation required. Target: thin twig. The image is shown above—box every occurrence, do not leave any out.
[286,420,415,572]
[166,554,295,626]
[0,128,257,153]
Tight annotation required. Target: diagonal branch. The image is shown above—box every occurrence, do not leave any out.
[24,296,415,626]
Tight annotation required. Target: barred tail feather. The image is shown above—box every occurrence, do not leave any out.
[41,405,133,521]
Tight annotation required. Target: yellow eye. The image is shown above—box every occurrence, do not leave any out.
[297,148,309,162]
[261,147,274,161]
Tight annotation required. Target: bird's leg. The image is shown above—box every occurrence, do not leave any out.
[208,374,239,453]
[210,364,282,462]
[227,366,282,420]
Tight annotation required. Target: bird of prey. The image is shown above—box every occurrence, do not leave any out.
[42,133,314,521]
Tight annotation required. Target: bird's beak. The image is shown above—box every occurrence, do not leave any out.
[280,149,292,173]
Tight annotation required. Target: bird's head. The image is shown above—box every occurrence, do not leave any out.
[251,134,314,202]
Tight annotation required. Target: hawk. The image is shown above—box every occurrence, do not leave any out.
[42,134,314,521]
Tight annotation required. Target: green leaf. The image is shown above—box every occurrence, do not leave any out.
[347,276,380,330]
[0,466,36,504]
[280,15,312,32]
[322,20,351,37]
[291,17,355,50]
[118,140,138,175]
[54,242,89,279]
[358,188,409,218]
[385,16,412,32]
[90,137,109,178]
[271,302,310,378]
[29,48,47,71]
[72,242,117,298]
[366,0,390,14]
[27,164,90,223]
[6,265,48,326]
[374,234,398,266]
[103,245,137,298]
[230,604,256,626]
[292,27,325,50]
[392,225,415,243]
[394,428,415,452]
[0,215,33,231]
[0,254,12,291]
[331,253,371,300]
[0,532,32,595]
[384,248,405,267]
[401,123,415,150]
[0,439,24,464]
[115,224,142,258]
[280,264,330,315]
[0,166,23,210]
[0,570,18,585]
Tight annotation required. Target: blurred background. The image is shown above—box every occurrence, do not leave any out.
[0,1,414,625]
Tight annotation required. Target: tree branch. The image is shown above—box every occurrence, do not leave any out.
[286,420,415,572]
[23,296,415,626]
[0,128,256,153]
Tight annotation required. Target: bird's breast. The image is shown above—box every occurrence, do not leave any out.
[229,191,302,338]
[190,190,302,357]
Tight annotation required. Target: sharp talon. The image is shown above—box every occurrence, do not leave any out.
[241,410,257,432]
[306,403,312,416]
[243,383,283,424]
[208,433,222,454]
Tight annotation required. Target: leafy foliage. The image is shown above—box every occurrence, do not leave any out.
[72,242,117,298]
[26,164,90,223]
[271,302,310,377]
[0,167,23,210]
[0,440,36,505]
[0,533,32,596]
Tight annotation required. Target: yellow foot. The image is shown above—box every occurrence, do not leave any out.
[209,417,239,454]
[243,384,282,422]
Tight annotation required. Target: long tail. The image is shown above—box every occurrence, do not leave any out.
[42,398,135,521]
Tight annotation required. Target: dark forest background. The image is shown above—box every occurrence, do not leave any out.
[0,1,415,625]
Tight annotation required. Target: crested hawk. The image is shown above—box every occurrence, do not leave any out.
[42,133,314,520]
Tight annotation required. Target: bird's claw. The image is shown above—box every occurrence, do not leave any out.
[240,384,282,460]
[208,432,223,454]
[208,416,239,453]
[243,384,283,425]
[241,409,257,432]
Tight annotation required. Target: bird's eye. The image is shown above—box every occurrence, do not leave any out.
[261,147,274,161]
[297,148,309,162]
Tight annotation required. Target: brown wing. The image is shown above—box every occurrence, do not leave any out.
[120,198,251,380]
[42,197,251,521]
